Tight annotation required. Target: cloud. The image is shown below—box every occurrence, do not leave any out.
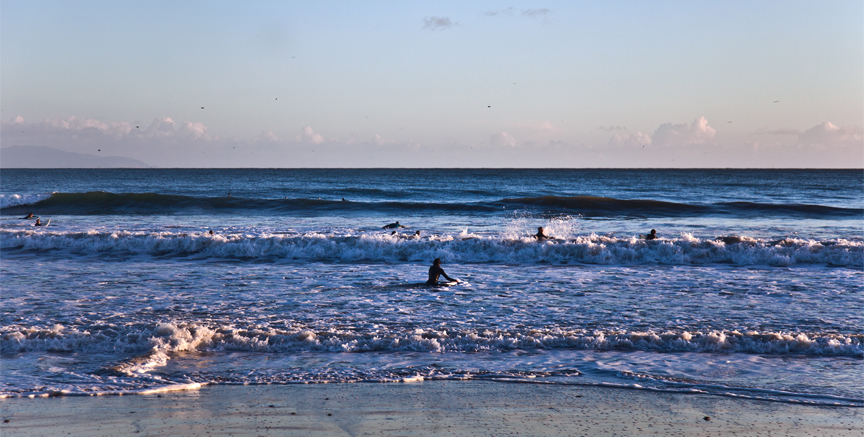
[652,116,716,146]
[515,120,555,131]
[296,126,324,144]
[798,122,862,147]
[490,132,516,147]
[372,134,395,146]
[484,8,514,17]
[254,131,279,142]
[423,17,453,31]
[610,132,652,147]
[599,125,627,132]
[521,9,551,17]
[485,8,550,18]
[180,121,209,140]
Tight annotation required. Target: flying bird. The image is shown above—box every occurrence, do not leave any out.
[201,107,205,109]
[773,100,780,103]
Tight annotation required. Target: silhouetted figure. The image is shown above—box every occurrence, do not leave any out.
[535,227,552,241]
[645,229,657,240]
[427,258,458,286]
[34,218,46,226]
[383,221,405,229]
[22,213,34,219]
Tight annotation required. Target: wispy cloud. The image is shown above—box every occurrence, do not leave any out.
[485,8,551,18]
[490,132,516,147]
[423,17,453,31]
[799,122,862,147]
[521,8,551,17]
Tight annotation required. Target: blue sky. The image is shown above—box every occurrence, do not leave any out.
[2,1,861,167]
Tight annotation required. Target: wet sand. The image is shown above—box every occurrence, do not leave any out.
[2,381,862,436]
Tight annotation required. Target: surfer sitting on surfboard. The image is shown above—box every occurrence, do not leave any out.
[426,258,459,286]
[34,218,48,226]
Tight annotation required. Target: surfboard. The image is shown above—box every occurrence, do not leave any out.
[436,281,458,287]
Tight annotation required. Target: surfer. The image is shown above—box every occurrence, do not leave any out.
[645,229,657,240]
[383,221,405,229]
[34,218,46,226]
[22,213,35,219]
[426,258,459,286]
[535,227,552,241]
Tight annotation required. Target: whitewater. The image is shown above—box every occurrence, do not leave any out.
[1,168,862,406]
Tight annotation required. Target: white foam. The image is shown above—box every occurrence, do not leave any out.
[3,324,861,357]
[0,193,53,209]
[2,230,861,266]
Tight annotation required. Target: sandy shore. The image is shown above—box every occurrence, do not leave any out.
[2,381,862,436]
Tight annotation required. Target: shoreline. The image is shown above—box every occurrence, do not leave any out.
[2,380,861,436]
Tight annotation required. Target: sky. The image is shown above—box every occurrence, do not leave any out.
[1,0,862,168]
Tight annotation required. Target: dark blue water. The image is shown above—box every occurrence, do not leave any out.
[1,169,862,405]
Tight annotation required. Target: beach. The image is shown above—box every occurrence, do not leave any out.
[3,381,862,436]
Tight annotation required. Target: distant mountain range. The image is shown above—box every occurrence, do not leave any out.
[0,145,151,168]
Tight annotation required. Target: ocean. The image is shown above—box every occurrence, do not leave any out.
[1,169,862,406]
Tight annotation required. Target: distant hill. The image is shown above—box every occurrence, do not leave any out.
[0,145,151,168]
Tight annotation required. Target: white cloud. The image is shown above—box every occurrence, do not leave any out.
[798,122,862,147]
[179,121,209,140]
[254,131,279,142]
[652,116,716,146]
[423,17,453,31]
[610,131,652,147]
[296,126,324,144]
[372,134,394,146]
[10,115,25,124]
[490,132,516,147]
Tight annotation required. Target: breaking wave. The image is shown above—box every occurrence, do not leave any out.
[3,323,861,357]
[2,230,861,266]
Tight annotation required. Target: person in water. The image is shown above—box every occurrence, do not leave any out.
[383,221,405,229]
[645,229,657,240]
[427,258,459,286]
[22,213,34,219]
[34,218,45,226]
[535,227,552,241]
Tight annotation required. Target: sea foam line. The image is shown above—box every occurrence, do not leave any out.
[3,324,862,357]
[1,230,861,266]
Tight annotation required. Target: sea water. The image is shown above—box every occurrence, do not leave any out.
[1,169,861,406]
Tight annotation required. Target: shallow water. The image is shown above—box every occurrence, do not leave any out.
[1,169,862,405]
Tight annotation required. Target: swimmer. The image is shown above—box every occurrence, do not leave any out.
[426,258,459,286]
[535,227,552,241]
[645,229,657,240]
[209,230,214,236]
[383,221,405,229]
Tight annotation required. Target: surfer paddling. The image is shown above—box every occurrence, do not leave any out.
[426,258,459,286]
[383,221,406,229]
[22,213,36,219]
